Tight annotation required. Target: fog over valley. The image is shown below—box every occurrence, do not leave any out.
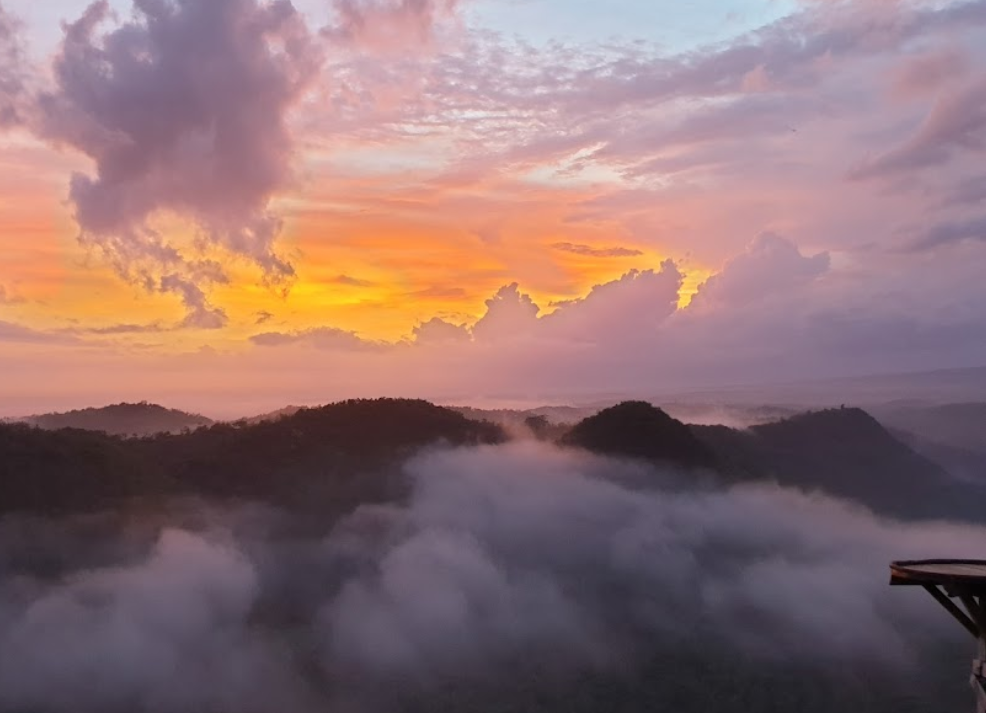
[1,397,985,712]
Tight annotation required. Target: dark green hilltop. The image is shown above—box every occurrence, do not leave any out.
[1,398,981,524]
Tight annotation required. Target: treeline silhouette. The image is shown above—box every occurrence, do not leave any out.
[562,400,717,468]
[0,399,505,515]
[1,397,982,523]
[21,401,213,436]
[562,401,985,522]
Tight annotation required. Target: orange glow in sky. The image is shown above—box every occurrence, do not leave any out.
[1,0,983,416]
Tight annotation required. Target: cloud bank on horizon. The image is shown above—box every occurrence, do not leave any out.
[0,0,985,409]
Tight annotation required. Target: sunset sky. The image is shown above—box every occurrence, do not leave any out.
[1,0,985,416]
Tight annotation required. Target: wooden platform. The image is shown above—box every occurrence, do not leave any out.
[891,560,986,588]
[891,559,986,713]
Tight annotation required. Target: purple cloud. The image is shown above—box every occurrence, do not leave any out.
[332,274,375,287]
[326,0,461,53]
[890,47,970,99]
[545,262,683,343]
[413,317,470,344]
[851,77,986,179]
[250,327,385,351]
[0,321,80,345]
[471,284,540,343]
[83,322,169,335]
[0,2,26,128]
[552,242,643,258]
[409,285,469,299]
[909,215,986,251]
[35,0,321,326]
[691,233,830,310]
[940,174,986,208]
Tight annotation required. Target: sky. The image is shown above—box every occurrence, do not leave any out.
[1,0,985,417]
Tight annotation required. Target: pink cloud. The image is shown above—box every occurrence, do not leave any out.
[890,47,970,99]
[852,77,986,179]
[0,2,26,128]
[552,243,643,258]
[544,262,683,344]
[326,0,461,53]
[32,0,322,324]
[471,284,540,343]
[691,234,830,310]
[413,317,470,344]
[250,327,386,351]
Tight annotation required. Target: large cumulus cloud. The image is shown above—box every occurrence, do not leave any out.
[689,233,830,311]
[32,0,321,326]
[232,231,986,401]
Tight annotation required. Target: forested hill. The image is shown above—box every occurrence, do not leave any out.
[560,402,985,523]
[3,398,982,524]
[692,407,984,522]
[20,402,214,436]
[562,401,717,468]
[0,399,505,515]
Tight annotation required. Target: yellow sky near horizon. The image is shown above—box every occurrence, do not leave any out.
[0,134,711,350]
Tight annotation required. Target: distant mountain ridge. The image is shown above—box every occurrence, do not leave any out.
[693,407,983,521]
[557,402,984,522]
[21,402,213,436]
[871,402,986,455]
[239,405,304,425]
[0,398,505,514]
[2,398,982,524]
[452,405,600,428]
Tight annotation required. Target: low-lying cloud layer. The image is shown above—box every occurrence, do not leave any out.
[0,443,979,712]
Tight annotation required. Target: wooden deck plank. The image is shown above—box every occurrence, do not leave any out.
[891,560,986,586]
